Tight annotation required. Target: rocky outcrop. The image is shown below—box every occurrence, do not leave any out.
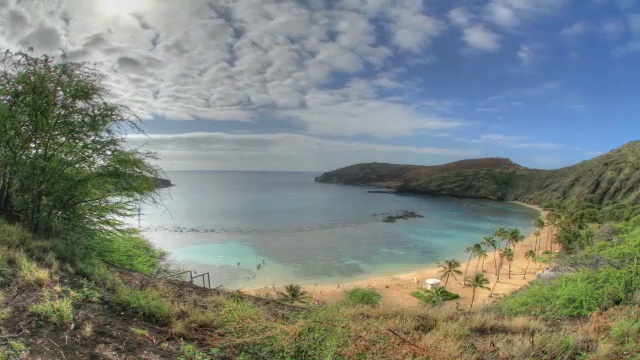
[154,177,174,189]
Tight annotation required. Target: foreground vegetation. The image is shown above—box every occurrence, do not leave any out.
[1,219,639,359]
[0,51,639,359]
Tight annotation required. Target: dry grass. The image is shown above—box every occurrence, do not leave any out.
[3,248,56,287]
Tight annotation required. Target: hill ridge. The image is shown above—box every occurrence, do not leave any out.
[315,141,640,209]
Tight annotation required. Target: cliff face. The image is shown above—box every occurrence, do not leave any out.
[315,141,640,207]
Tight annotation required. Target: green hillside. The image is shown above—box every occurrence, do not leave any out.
[316,142,640,218]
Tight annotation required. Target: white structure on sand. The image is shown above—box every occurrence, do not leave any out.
[424,278,442,290]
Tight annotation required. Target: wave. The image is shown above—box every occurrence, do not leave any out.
[141,218,379,235]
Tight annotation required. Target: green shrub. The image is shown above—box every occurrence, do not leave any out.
[345,287,382,307]
[29,291,74,326]
[608,318,640,347]
[411,287,460,306]
[0,261,12,287]
[179,341,223,360]
[89,230,165,275]
[0,340,28,360]
[115,287,172,324]
[71,279,101,302]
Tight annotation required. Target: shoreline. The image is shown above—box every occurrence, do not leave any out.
[246,202,552,308]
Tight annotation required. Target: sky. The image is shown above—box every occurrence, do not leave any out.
[1,0,639,171]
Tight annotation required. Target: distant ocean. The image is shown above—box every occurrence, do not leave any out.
[139,171,539,289]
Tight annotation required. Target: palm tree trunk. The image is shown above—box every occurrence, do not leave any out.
[470,287,476,309]
[508,261,512,279]
[493,250,497,274]
[534,236,539,262]
[475,257,481,276]
[523,260,530,279]
[481,256,486,272]
[444,274,450,288]
[463,254,472,283]
[490,277,498,297]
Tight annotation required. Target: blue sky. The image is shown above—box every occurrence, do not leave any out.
[1,0,639,171]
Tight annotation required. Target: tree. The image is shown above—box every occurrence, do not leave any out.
[463,243,483,284]
[0,51,159,239]
[493,227,508,283]
[475,248,487,275]
[502,247,514,279]
[533,229,541,262]
[463,244,476,281]
[533,217,545,261]
[507,228,525,258]
[481,236,496,272]
[277,284,310,304]
[523,250,535,279]
[466,272,490,309]
[437,259,462,288]
[547,212,562,252]
[410,287,459,307]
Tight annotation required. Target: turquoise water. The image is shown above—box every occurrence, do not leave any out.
[140,171,539,289]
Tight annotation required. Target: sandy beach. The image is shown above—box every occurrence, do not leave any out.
[247,202,553,308]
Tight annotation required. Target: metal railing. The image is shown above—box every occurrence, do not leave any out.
[163,270,211,289]
[192,272,211,289]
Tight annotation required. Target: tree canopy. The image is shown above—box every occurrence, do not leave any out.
[0,51,158,239]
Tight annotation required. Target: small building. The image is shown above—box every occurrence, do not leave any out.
[424,278,442,290]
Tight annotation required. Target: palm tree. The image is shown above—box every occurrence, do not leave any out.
[493,227,508,284]
[533,217,545,262]
[502,247,514,279]
[481,236,496,272]
[523,250,535,279]
[411,287,451,306]
[507,228,524,258]
[463,244,476,281]
[466,272,491,309]
[533,229,541,262]
[277,284,311,304]
[437,259,462,288]
[547,212,561,252]
[475,248,488,275]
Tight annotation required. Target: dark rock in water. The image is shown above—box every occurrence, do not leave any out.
[377,210,424,223]
[154,177,174,189]
[367,190,397,194]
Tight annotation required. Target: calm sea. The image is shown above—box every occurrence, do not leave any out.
[139,171,539,289]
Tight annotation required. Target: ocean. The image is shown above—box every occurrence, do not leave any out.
[139,171,539,289]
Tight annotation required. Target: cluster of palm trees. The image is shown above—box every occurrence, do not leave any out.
[437,217,549,307]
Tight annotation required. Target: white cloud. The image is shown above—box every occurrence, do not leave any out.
[560,21,589,37]
[388,2,445,52]
[611,40,640,57]
[627,13,640,34]
[448,7,473,28]
[463,25,501,52]
[0,0,454,139]
[126,132,478,171]
[284,81,466,137]
[484,0,568,29]
[517,44,535,67]
[600,17,626,39]
[457,134,563,150]
[481,134,525,142]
